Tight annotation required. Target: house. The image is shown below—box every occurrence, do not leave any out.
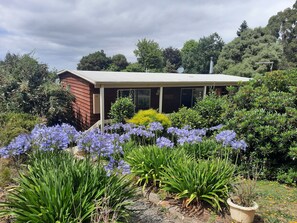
[58,70,250,130]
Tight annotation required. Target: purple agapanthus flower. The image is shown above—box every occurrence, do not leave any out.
[215,130,236,146]
[128,126,155,138]
[31,124,70,151]
[104,158,131,176]
[0,147,9,158]
[216,130,247,151]
[149,122,164,132]
[156,137,174,148]
[230,140,248,151]
[0,134,31,158]
[61,123,80,143]
[209,124,224,131]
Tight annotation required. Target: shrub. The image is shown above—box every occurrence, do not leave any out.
[161,156,235,211]
[227,108,297,178]
[0,113,42,147]
[128,109,171,128]
[277,168,297,185]
[169,107,202,129]
[0,151,134,222]
[109,97,135,123]
[194,94,230,128]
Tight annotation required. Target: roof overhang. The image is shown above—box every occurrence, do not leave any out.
[58,69,251,88]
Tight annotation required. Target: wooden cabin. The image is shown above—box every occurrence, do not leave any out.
[58,70,250,130]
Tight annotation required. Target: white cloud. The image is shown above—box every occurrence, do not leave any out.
[0,0,295,70]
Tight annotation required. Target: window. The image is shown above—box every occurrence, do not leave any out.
[117,89,151,111]
[181,88,204,107]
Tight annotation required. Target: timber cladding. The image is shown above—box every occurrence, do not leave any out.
[59,71,99,130]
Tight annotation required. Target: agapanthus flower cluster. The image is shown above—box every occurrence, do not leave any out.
[156,137,174,148]
[77,128,115,157]
[128,126,155,138]
[104,123,135,133]
[209,124,224,131]
[149,122,164,132]
[0,134,31,158]
[60,123,80,142]
[104,157,131,176]
[31,124,71,151]
[215,130,247,151]
[168,126,206,145]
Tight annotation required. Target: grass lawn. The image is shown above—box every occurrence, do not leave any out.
[256,180,297,223]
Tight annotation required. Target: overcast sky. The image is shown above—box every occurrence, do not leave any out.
[0,0,295,70]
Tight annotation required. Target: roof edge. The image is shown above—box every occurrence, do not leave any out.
[57,69,96,85]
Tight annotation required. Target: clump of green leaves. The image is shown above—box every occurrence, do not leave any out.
[125,146,179,189]
[194,93,230,128]
[0,151,134,222]
[170,107,202,129]
[179,138,225,160]
[161,155,235,211]
[109,97,135,123]
[277,168,297,186]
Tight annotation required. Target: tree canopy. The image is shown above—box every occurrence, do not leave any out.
[0,53,74,125]
[162,47,182,72]
[266,2,297,67]
[108,54,129,71]
[77,50,111,71]
[181,33,224,74]
[215,28,284,77]
[134,38,164,72]
[237,20,248,36]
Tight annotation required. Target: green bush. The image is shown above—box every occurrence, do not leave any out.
[0,151,134,222]
[0,113,42,147]
[109,97,135,123]
[277,168,297,185]
[161,156,235,211]
[128,109,171,128]
[125,146,179,188]
[170,107,202,129]
[225,70,297,180]
[194,94,230,128]
[227,108,297,178]
[0,53,75,127]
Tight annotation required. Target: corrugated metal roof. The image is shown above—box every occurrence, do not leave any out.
[58,70,250,86]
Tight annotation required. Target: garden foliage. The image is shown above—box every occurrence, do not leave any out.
[109,97,135,123]
[128,109,171,128]
[161,156,235,210]
[170,107,202,129]
[0,53,75,126]
[0,151,134,222]
[0,113,42,147]
[227,70,297,179]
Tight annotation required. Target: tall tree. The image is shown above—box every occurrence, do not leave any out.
[266,1,297,67]
[0,53,74,125]
[134,38,164,71]
[215,28,284,77]
[237,20,249,36]
[77,50,111,71]
[181,33,224,73]
[162,47,182,72]
[108,54,129,71]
